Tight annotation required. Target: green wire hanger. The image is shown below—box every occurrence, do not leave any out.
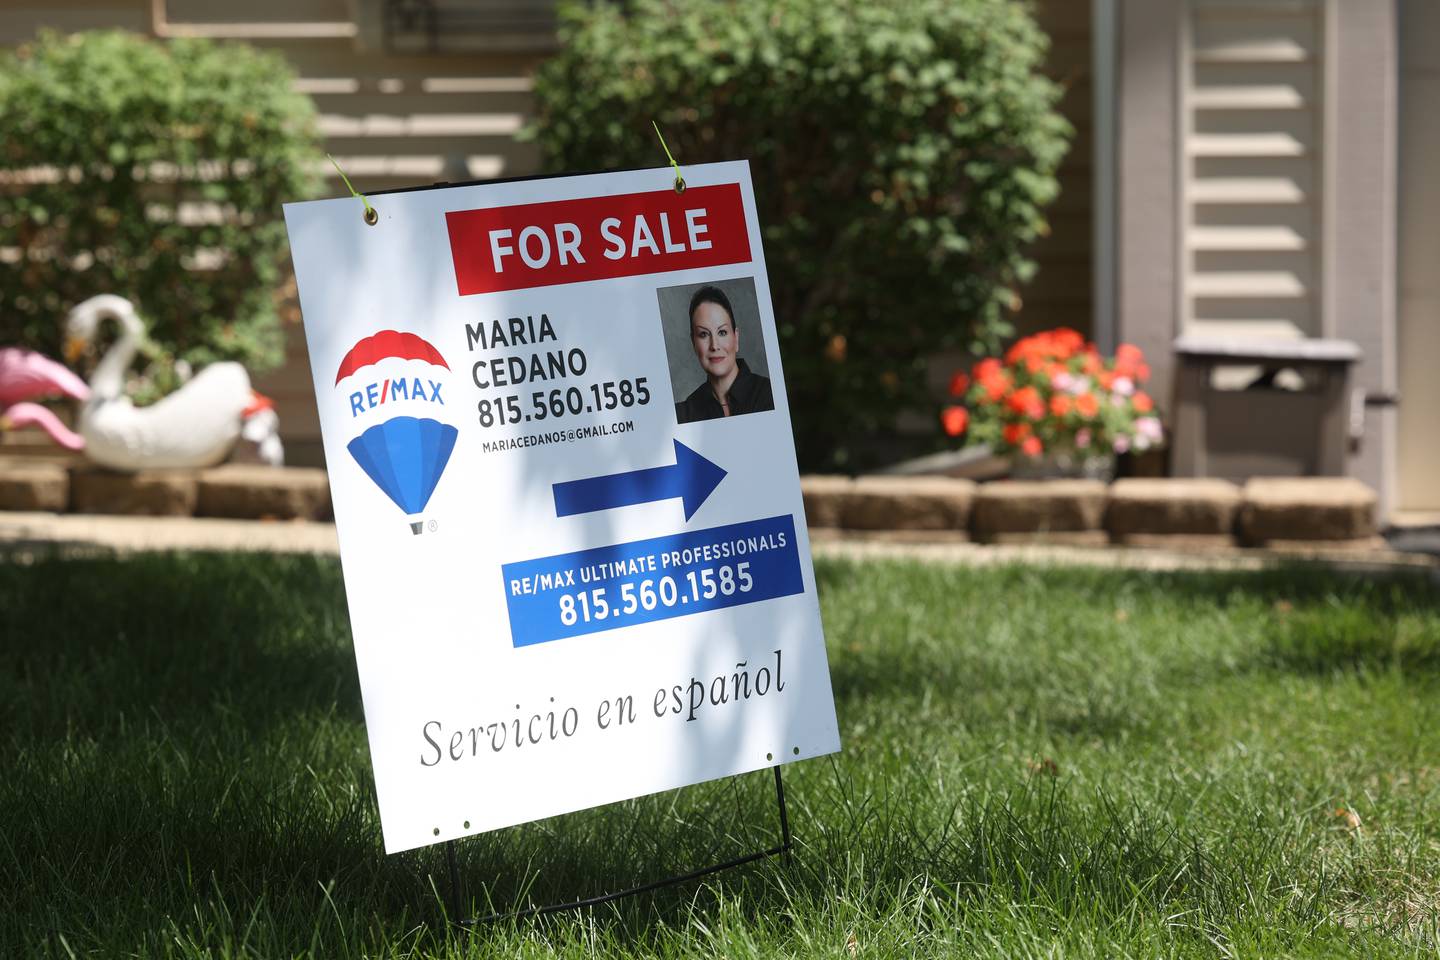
[328,153,378,226]
[651,121,686,193]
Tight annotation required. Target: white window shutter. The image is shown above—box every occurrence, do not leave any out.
[1182,0,1326,340]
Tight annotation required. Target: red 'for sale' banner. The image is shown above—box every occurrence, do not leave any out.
[445,183,751,296]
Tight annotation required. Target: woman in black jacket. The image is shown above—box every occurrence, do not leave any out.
[674,285,774,423]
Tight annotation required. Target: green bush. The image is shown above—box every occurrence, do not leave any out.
[531,0,1071,470]
[0,31,322,388]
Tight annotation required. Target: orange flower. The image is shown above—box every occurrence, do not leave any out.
[1021,435,1043,458]
[973,357,1002,382]
[947,371,970,397]
[1004,337,1033,366]
[1051,328,1085,357]
[974,358,1010,402]
[940,405,968,437]
[983,373,1011,403]
[1002,422,1031,445]
[1096,370,1116,391]
[1133,392,1154,413]
[1006,385,1045,419]
[1116,343,1144,365]
[1135,362,1151,382]
[1114,343,1146,378]
[1049,394,1072,417]
[1007,328,1085,365]
[1075,393,1100,418]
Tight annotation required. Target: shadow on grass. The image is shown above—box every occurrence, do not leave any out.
[0,551,362,744]
[2,552,1433,953]
[1259,601,1440,675]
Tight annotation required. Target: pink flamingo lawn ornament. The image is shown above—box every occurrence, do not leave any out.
[0,402,85,450]
[0,347,91,450]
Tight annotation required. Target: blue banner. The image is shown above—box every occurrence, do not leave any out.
[502,514,803,647]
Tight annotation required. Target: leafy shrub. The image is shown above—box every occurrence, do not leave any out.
[0,31,322,388]
[531,0,1070,470]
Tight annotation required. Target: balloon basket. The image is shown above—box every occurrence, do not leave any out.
[409,521,423,535]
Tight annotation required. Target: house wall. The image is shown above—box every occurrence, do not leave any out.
[1019,0,1095,340]
[1396,0,1440,512]
[1115,0,1182,400]
[1330,0,1398,510]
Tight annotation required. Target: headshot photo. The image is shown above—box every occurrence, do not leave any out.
[656,276,774,425]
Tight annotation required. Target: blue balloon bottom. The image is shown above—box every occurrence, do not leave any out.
[347,416,458,516]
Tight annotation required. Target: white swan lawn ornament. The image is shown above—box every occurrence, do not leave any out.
[65,295,283,470]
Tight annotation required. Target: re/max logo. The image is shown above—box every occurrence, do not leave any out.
[349,377,445,417]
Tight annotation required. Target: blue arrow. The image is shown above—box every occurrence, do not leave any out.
[553,439,727,521]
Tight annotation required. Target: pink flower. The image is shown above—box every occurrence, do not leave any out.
[1136,416,1163,442]
[1112,376,1135,397]
[1052,370,1074,393]
[1067,376,1091,397]
[1075,428,1092,449]
[1113,435,1131,454]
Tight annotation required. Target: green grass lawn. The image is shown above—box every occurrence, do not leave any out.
[2,552,1438,958]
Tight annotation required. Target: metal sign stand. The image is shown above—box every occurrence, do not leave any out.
[440,765,793,926]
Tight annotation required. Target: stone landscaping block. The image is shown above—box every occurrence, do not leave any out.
[1240,477,1377,544]
[844,476,974,532]
[988,530,1111,547]
[70,467,197,516]
[799,475,855,529]
[1115,533,1237,551]
[197,465,332,520]
[1261,536,1390,554]
[970,480,1107,541]
[0,460,69,512]
[841,528,973,545]
[1107,478,1241,539]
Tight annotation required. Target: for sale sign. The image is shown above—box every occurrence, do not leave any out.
[284,162,840,853]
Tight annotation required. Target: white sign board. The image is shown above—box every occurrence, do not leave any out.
[284,162,840,853]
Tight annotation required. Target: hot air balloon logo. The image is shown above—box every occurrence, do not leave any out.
[335,330,458,535]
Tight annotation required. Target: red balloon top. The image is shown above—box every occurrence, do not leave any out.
[334,330,448,385]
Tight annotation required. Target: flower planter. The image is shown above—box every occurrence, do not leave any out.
[1009,452,1116,482]
[941,328,1165,468]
